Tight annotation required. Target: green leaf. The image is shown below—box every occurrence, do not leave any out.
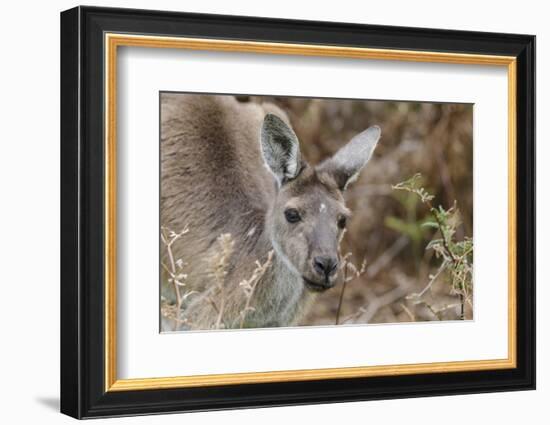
[421,221,439,229]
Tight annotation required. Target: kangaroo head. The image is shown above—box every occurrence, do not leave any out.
[260,113,381,292]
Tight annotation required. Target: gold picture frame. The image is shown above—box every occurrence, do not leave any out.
[104,34,517,392]
[61,6,535,419]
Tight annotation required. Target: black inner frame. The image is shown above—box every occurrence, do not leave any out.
[60,6,535,419]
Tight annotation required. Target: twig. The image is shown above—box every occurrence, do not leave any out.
[335,258,349,325]
[215,297,225,329]
[424,199,456,262]
[415,260,448,298]
[423,302,442,321]
[238,251,274,328]
[335,234,407,325]
[392,175,473,320]
[400,303,416,321]
[335,229,349,325]
[343,274,411,324]
[367,235,408,279]
[209,233,234,329]
[160,225,189,330]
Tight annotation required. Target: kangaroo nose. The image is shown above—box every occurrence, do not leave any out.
[313,256,338,278]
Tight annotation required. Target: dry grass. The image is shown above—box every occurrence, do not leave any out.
[161,232,274,331]
[160,225,194,331]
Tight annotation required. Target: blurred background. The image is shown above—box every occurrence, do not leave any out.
[239,95,473,325]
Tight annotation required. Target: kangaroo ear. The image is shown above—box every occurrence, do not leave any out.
[318,125,381,191]
[260,114,302,186]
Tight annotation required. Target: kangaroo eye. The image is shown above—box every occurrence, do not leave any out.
[337,215,347,229]
[284,208,301,223]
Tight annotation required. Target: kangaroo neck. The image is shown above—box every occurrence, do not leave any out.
[247,220,305,327]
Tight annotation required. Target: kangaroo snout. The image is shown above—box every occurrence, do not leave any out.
[312,256,339,279]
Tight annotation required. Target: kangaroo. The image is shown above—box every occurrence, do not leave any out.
[161,93,380,330]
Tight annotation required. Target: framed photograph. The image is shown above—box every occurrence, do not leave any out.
[60,6,535,419]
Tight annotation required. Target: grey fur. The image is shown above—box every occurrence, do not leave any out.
[318,125,381,190]
[260,113,301,186]
[161,94,380,330]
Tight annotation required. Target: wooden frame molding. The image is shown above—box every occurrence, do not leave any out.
[103,33,518,392]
